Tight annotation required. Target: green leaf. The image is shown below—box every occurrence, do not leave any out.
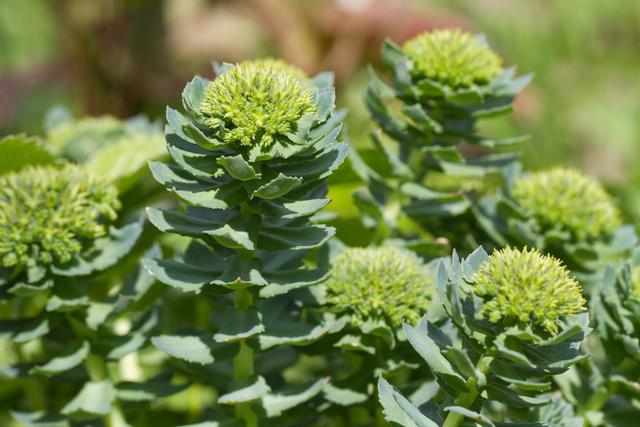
[143,257,214,293]
[8,279,53,297]
[402,104,442,133]
[365,85,413,144]
[61,380,116,417]
[323,384,368,406]
[166,106,225,152]
[251,173,303,200]
[381,39,405,69]
[405,198,471,217]
[205,224,256,251]
[277,141,348,180]
[370,132,414,179]
[11,411,69,427]
[152,335,236,365]
[378,377,438,427]
[258,320,329,350]
[218,154,261,181]
[52,222,143,276]
[262,198,330,219]
[0,317,49,343]
[260,267,330,298]
[30,341,90,376]
[106,334,147,360]
[45,284,90,312]
[0,134,55,175]
[85,303,114,331]
[147,207,229,237]
[314,87,335,123]
[182,76,210,121]
[85,132,166,191]
[117,378,189,402]
[213,309,264,343]
[259,223,334,251]
[403,323,468,393]
[262,378,328,417]
[444,406,493,425]
[485,383,550,408]
[463,246,489,282]
[218,376,271,405]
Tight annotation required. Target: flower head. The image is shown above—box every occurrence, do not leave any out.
[325,246,431,327]
[471,247,586,334]
[0,165,120,268]
[512,168,621,241]
[201,58,316,147]
[402,29,502,89]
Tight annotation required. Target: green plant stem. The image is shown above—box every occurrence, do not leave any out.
[233,288,258,427]
[85,353,128,427]
[441,356,493,427]
[13,342,46,410]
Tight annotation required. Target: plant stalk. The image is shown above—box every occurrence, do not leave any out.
[233,288,258,427]
[441,356,493,427]
[85,353,129,427]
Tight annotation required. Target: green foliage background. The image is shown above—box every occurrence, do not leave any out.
[1,1,639,425]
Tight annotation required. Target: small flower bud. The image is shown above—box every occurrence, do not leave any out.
[402,29,502,89]
[325,246,432,327]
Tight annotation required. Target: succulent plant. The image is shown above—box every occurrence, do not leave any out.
[475,167,629,272]
[0,163,160,426]
[351,29,531,256]
[144,58,347,425]
[0,164,123,274]
[511,168,620,242]
[378,246,590,426]
[325,246,432,328]
[472,246,585,334]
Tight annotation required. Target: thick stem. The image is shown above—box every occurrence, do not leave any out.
[441,356,493,427]
[233,288,258,427]
[85,353,129,427]
[14,342,46,410]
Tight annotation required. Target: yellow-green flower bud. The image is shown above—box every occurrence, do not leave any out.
[201,58,316,147]
[0,164,120,268]
[402,29,502,89]
[512,168,621,242]
[325,246,431,328]
[471,247,586,334]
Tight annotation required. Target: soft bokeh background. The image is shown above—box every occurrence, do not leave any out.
[2,0,639,221]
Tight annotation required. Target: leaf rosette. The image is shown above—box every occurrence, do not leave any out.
[591,247,640,366]
[145,59,348,296]
[144,59,348,424]
[352,29,531,255]
[292,245,435,419]
[475,167,630,270]
[0,164,142,290]
[378,246,591,426]
[0,164,165,426]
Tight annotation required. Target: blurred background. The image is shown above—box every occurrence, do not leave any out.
[1,0,639,221]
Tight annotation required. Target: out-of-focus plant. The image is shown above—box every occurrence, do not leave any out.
[475,167,637,272]
[305,245,435,425]
[378,246,590,426]
[556,250,640,426]
[144,58,347,425]
[0,163,176,426]
[350,29,530,256]
[42,108,169,214]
